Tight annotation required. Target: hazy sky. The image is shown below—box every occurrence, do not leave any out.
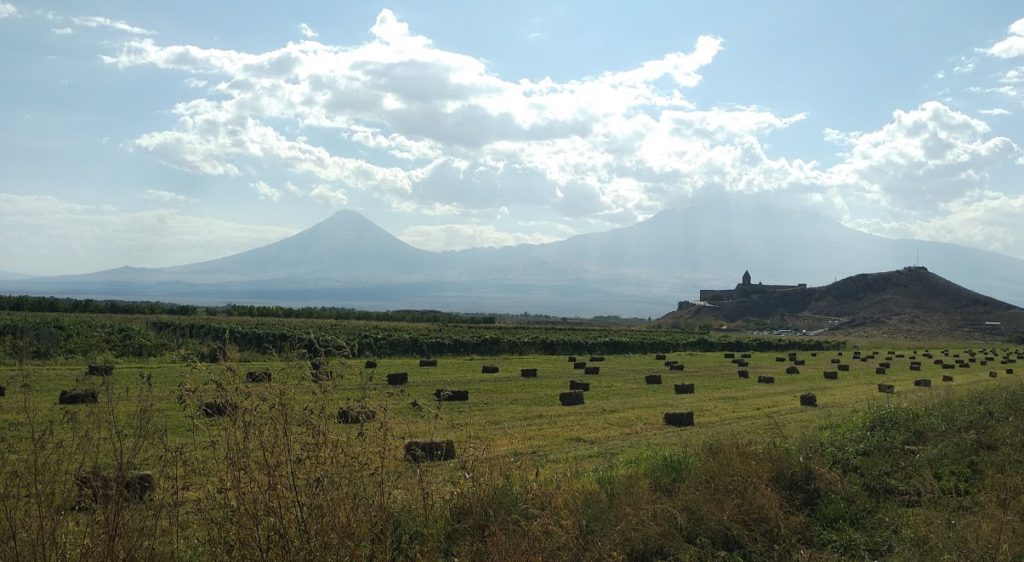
[1,1,1023,275]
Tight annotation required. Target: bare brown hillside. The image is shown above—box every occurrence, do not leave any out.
[662,267,1024,340]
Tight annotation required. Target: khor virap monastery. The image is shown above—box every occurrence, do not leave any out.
[682,270,808,309]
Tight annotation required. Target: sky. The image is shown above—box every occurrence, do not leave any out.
[1,1,1023,275]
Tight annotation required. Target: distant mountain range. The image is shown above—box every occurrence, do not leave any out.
[4,198,1024,317]
[662,267,1024,340]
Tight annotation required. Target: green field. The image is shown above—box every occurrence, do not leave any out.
[2,348,1016,470]
[2,308,1023,560]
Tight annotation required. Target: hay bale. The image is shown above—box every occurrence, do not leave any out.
[520,368,538,378]
[404,440,456,463]
[663,411,694,427]
[794,359,806,366]
[199,401,236,418]
[723,353,736,359]
[823,371,838,380]
[419,359,438,367]
[364,360,378,369]
[559,391,585,406]
[737,370,750,379]
[990,372,998,378]
[568,356,577,362]
[387,372,409,385]
[941,364,955,370]
[741,353,752,359]
[800,393,817,407]
[958,362,970,369]
[481,364,500,374]
[914,379,932,388]
[668,364,685,371]
[655,354,667,360]
[664,360,679,366]
[736,360,750,367]
[838,364,850,372]
[311,369,334,383]
[574,361,588,370]
[775,357,786,362]
[435,389,469,401]
[569,380,590,391]
[584,366,601,375]
[0,385,5,397]
[337,407,377,424]
[1008,368,1015,375]
[879,362,891,369]
[875,367,887,375]
[942,375,954,382]
[589,356,606,362]
[87,364,113,376]
[645,374,663,385]
[757,375,775,384]
[75,470,155,506]
[878,383,895,393]
[58,389,98,405]
[246,370,272,383]
[674,383,695,394]
[830,358,840,364]
[910,364,921,371]
[785,366,799,375]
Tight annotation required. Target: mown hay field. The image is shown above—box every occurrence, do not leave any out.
[2,347,1017,469]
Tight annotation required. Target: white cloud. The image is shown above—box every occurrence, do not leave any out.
[71,15,154,35]
[0,2,15,18]
[143,188,196,205]
[985,17,1024,59]
[101,9,812,221]
[251,180,282,202]
[298,23,318,39]
[0,193,294,275]
[309,185,348,207]
[399,223,562,251]
[823,101,1020,210]
[184,77,207,88]
[979,108,1011,116]
[51,27,73,35]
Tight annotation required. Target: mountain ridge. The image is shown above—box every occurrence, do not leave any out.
[4,200,1024,317]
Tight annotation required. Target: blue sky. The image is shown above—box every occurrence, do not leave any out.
[1,1,1023,275]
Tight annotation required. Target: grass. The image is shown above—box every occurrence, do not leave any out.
[1,347,1015,469]
[0,344,1021,560]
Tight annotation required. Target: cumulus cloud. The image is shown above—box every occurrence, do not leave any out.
[0,193,294,275]
[309,185,348,207]
[0,2,15,18]
[51,27,73,35]
[985,17,1024,59]
[102,9,811,222]
[822,101,1020,210]
[143,188,196,205]
[399,223,562,251]
[298,23,318,39]
[251,180,282,202]
[979,108,1012,116]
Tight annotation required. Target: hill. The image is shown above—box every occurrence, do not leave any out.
[662,266,1024,340]
[4,197,1024,317]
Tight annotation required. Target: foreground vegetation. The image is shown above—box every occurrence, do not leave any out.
[0,340,1021,560]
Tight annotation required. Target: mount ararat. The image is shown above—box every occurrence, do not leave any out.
[5,199,1024,317]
